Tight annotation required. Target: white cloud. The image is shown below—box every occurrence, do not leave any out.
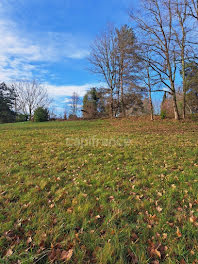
[0,1,104,103]
[63,98,72,103]
[46,82,106,97]
[0,5,89,82]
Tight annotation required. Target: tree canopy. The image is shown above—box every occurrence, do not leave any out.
[0,83,16,123]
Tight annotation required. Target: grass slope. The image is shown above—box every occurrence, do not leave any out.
[0,118,198,264]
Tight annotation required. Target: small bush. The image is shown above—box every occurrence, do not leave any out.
[160,110,167,119]
[191,113,198,121]
[34,107,49,122]
[68,114,78,120]
[16,114,28,122]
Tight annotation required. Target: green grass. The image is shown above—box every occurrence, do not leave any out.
[0,118,198,263]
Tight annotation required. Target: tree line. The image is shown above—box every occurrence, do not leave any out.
[1,0,198,123]
[0,80,50,123]
[83,0,198,120]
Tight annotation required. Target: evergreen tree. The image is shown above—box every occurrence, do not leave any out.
[34,107,49,122]
[82,88,106,118]
[0,82,16,123]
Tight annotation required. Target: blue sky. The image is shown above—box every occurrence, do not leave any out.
[0,0,154,114]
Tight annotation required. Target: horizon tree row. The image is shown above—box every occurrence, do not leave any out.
[88,0,198,120]
[0,80,50,123]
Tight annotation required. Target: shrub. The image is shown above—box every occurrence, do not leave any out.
[191,113,198,121]
[34,107,49,122]
[160,110,167,119]
[16,114,28,122]
[68,114,78,120]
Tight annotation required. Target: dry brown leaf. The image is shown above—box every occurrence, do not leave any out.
[153,248,161,258]
[53,218,57,225]
[49,248,61,261]
[190,216,196,223]
[156,206,163,212]
[95,215,101,219]
[131,233,138,242]
[67,208,73,214]
[176,227,182,238]
[127,249,138,263]
[49,248,56,261]
[5,248,13,257]
[39,240,45,251]
[162,233,167,239]
[27,237,32,244]
[61,248,73,261]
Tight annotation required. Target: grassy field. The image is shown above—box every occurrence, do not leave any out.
[0,118,198,264]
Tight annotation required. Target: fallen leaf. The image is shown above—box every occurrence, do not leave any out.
[49,248,56,261]
[5,248,13,257]
[127,249,138,263]
[95,215,101,219]
[49,248,61,261]
[27,237,32,244]
[152,248,161,258]
[162,233,167,239]
[156,206,163,212]
[190,216,196,223]
[61,248,73,261]
[131,233,138,242]
[67,208,73,214]
[176,227,182,238]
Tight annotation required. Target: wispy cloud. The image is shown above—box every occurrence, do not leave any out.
[0,4,89,82]
[46,82,106,97]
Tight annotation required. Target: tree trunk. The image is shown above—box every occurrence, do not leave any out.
[29,108,32,121]
[181,37,186,119]
[149,91,154,121]
[147,66,154,120]
[182,89,186,119]
[172,93,180,120]
[181,59,186,119]
[110,88,114,118]
[120,74,125,117]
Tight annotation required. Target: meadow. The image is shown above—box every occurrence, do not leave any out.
[0,118,198,264]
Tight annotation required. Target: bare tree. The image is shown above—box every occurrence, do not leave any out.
[141,47,155,120]
[70,92,80,116]
[49,106,57,120]
[14,80,50,120]
[63,108,67,120]
[188,0,198,20]
[88,26,117,117]
[131,0,180,120]
[173,0,189,118]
